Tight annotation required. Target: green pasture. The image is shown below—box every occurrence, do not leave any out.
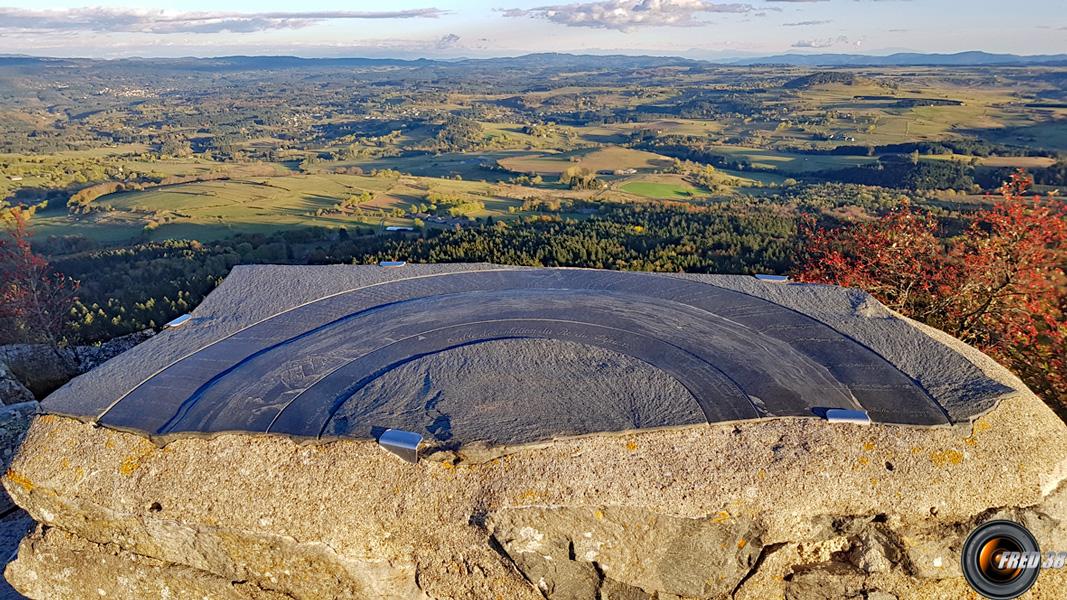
[621,180,702,199]
[29,172,527,244]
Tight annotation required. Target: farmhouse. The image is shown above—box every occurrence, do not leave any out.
[6,264,1066,599]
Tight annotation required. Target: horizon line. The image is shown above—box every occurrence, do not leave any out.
[4,49,1067,63]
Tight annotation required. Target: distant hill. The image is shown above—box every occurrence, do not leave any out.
[1,51,1065,72]
[0,53,701,75]
[731,51,1067,67]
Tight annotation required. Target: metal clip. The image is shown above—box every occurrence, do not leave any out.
[824,409,872,425]
[164,314,192,329]
[378,429,422,463]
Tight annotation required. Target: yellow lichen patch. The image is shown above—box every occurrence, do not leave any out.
[929,449,964,467]
[119,456,140,477]
[862,441,876,452]
[756,469,766,480]
[594,509,604,521]
[625,440,637,452]
[964,419,993,447]
[737,538,747,549]
[517,489,544,502]
[911,446,924,454]
[5,469,34,493]
[711,511,731,524]
[118,442,157,477]
[857,456,870,466]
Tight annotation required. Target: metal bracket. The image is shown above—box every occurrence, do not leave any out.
[164,314,192,329]
[824,409,872,425]
[378,429,422,463]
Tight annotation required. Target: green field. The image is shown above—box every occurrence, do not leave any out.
[707,145,878,173]
[29,173,528,243]
[326,152,511,181]
[499,147,673,175]
[621,180,702,199]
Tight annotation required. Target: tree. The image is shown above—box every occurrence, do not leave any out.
[68,181,125,214]
[160,136,192,158]
[434,116,483,153]
[942,172,1067,401]
[339,191,374,213]
[560,166,600,190]
[795,170,1067,414]
[0,203,80,356]
[794,199,950,317]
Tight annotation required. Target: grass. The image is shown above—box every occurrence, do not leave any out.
[621,180,702,199]
[577,119,724,144]
[975,118,1067,153]
[29,172,529,244]
[499,147,673,175]
[707,145,877,173]
[327,152,511,181]
[480,122,573,151]
[716,169,791,187]
[788,79,1021,146]
[922,154,1057,169]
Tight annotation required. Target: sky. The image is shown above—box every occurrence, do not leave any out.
[0,0,1064,60]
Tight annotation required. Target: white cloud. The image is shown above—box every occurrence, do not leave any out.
[502,0,754,31]
[0,7,445,34]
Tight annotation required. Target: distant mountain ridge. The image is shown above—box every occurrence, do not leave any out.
[728,51,1067,67]
[1,51,1065,71]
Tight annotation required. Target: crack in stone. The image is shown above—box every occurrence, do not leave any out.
[731,541,785,598]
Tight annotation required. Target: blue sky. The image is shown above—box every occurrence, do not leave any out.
[0,1,1064,59]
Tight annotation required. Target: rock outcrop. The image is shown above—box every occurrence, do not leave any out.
[0,346,78,401]
[4,388,1066,599]
[0,363,33,406]
[0,402,36,513]
[2,266,1065,599]
[0,330,154,400]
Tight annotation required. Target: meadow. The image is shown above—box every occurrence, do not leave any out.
[30,172,527,243]
[2,58,1063,248]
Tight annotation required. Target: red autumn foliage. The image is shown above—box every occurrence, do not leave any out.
[795,170,1067,415]
[0,204,79,350]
